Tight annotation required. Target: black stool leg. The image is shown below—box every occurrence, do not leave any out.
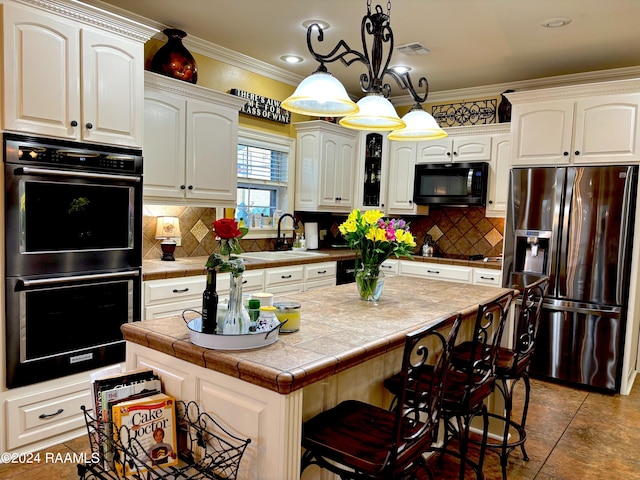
[519,373,531,461]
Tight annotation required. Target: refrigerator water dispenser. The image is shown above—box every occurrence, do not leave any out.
[513,231,552,275]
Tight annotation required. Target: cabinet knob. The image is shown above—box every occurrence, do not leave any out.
[409,200,413,205]
[563,151,569,156]
[86,122,93,129]
[446,152,451,157]
[453,151,458,156]
[575,150,580,156]
[180,185,186,190]
[188,185,194,190]
[488,200,493,204]
[70,120,78,127]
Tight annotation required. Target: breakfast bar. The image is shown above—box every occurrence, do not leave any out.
[121,276,516,480]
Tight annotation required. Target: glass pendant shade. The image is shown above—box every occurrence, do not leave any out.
[387,106,448,141]
[339,94,406,131]
[281,71,359,116]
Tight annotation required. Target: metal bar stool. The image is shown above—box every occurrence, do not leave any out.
[482,276,549,479]
[300,312,462,480]
[384,291,515,480]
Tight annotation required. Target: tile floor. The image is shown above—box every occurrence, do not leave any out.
[1,377,639,479]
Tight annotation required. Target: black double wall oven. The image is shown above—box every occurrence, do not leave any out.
[4,133,143,388]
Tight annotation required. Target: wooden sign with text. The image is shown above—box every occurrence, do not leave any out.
[229,88,291,124]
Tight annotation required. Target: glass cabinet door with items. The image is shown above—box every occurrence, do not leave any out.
[357,132,388,211]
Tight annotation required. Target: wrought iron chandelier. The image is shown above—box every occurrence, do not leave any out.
[281,0,447,140]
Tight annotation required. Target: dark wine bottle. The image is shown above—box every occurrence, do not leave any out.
[201,268,218,334]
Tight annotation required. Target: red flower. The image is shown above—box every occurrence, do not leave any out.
[212,218,243,240]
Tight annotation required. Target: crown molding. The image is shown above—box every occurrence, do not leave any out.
[391,66,640,106]
[17,0,156,42]
[145,71,248,110]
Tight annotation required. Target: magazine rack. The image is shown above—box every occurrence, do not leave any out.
[78,400,251,480]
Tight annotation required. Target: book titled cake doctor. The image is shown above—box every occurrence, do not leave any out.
[112,393,178,476]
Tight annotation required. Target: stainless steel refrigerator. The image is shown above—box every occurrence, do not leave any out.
[502,165,638,392]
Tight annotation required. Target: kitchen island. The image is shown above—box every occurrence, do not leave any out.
[122,276,515,480]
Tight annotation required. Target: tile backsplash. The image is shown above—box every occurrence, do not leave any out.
[143,205,503,261]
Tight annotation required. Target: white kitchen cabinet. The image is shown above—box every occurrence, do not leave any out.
[379,259,399,276]
[509,80,640,165]
[416,135,492,164]
[264,265,305,295]
[485,133,511,218]
[302,261,337,291]
[472,268,503,287]
[386,142,418,215]
[399,260,473,283]
[143,72,247,206]
[2,2,152,147]
[294,121,357,213]
[0,365,125,455]
[143,269,266,320]
[144,275,207,320]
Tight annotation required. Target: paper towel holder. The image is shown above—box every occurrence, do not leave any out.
[305,222,319,250]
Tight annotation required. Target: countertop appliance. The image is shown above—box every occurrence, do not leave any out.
[413,162,488,206]
[4,133,143,388]
[502,165,638,392]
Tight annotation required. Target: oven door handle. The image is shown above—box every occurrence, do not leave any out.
[14,166,141,183]
[16,270,140,289]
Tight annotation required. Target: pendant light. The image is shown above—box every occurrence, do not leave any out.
[280,67,358,117]
[388,103,448,141]
[282,0,441,137]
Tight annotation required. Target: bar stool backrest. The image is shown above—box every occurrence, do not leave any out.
[464,291,515,387]
[514,276,550,363]
[392,313,462,471]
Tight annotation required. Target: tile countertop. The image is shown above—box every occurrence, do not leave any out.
[142,249,502,281]
[122,276,515,394]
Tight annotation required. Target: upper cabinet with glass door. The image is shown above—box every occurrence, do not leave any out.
[2,1,154,148]
[354,132,389,212]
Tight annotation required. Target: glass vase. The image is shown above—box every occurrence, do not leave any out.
[356,265,386,302]
[223,274,247,334]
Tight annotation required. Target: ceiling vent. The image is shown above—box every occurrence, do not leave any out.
[396,42,431,56]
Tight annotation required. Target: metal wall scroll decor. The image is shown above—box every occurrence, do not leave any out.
[229,89,291,124]
[431,99,497,127]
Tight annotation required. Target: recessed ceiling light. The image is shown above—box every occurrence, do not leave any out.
[302,19,330,31]
[541,17,572,28]
[281,55,304,64]
[390,65,412,74]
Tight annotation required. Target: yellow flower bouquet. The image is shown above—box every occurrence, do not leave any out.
[339,209,416,301]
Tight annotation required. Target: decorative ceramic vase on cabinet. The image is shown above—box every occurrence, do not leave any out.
[498,89,514,123]
[150,29,198,84]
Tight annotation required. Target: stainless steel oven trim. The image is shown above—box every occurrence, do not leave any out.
[17,269,140,288]
[17,270,137,364]
[15,166,142,182]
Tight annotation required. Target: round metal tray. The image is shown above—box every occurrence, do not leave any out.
[186,318,282,350]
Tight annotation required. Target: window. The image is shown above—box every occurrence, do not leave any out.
[235,129,294,235]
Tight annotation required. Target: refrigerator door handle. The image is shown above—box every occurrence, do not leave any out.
[542,299,621,316]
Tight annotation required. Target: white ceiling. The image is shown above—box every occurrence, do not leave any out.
[89,0,640,100]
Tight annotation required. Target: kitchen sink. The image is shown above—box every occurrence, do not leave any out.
[239,250,329,261]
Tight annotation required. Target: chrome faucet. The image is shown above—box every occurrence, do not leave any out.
[276,213,298,251]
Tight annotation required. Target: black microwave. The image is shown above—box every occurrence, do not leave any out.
[413,162,489,206]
